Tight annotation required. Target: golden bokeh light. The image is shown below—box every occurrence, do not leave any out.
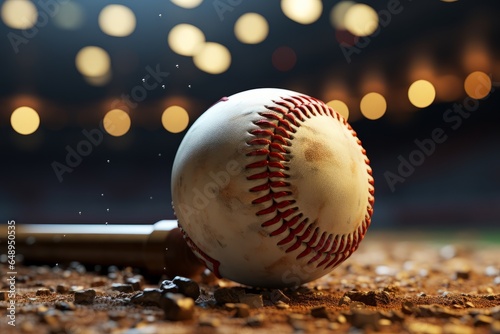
[11,106,40,135]
[327,100,349,120]
[360,92,386,120]
[75,46,111,78]
[162,106,190,133]
[83,70,112,86]
[103,109,131,137]
[1,0,38,30]
[464,71,492,99]
[170,0,204,9]
[168,24,205,56]
[330,1,356,30]
[408,80,436,108]
[234,13,269,44]
[98,4,136,37]
[193,42,231,74]
[344,4,379,37]
[281,0,322,25]
[53,1,85,30]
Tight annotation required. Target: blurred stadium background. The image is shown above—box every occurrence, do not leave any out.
[1,0,499,230]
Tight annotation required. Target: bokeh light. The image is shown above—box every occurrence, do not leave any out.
[162,106,190,133]
[464,71,492,99]
[360,92,386,120]
[98,4,136,37]
[193,42,231,74]
[272,46,297,72]
[168,24,205,56]
[408,80,436,108]
[75,46,111,78]
[170,0,204,9]
[53,1,85,30]
[330,1,356,30]
[103,109,131,137]
[1,0,37,29]
[83,70,112,87]
[327,100,349,120]
[11,106,40,135]
[344,4,379,37]
[234,13,269,44]
[281,0,322,25]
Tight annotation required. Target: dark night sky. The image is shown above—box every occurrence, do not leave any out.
[1,0,500,229]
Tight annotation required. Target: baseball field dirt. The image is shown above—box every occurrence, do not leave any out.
[1,230,499,334]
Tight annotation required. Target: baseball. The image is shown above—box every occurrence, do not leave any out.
[171,88,374,288]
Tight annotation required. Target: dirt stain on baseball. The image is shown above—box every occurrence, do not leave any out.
[264,255,292,273]
[350,158,359,176]
[304,140,333,163]
[202,224,227,249]
[218,181,236,210]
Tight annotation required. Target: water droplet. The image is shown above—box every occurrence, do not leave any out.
[107,160,110,163]
[101,193,104,197]
[78,211,81,215]
[56,263,58,266]
[166,248,169,251]
[188,84,191,88]
[161,84,165,89]
[105,222,108,225]
[158,153,162,156]
[150,196,153,200]
[106,208,109,212]
[142,78,146,82]
[159,13,162,17]
[175,64,179,68]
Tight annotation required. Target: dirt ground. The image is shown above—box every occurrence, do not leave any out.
[1,231,499,334]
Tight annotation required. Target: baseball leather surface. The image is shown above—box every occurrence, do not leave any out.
[171,88,374,288]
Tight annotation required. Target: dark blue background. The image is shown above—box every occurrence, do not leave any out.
[1,0,499,229]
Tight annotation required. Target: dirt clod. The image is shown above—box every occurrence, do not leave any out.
[36,288,51,296]
[172,276,200,300]
[160,293,195,321]
[214,287,241,304]
[239,293,264,308]
[130,288,162,306]
[111,283,134,293]
[344,290,391,306]
[310,305,330,319]
[73,289,96,304]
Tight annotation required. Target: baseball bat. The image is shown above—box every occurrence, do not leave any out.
[0,220,205,279]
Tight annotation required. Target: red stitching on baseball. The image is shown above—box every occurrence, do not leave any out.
[179,227,222,278]
[245,95,374,270]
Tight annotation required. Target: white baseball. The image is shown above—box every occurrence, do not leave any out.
[171,88,374,288]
